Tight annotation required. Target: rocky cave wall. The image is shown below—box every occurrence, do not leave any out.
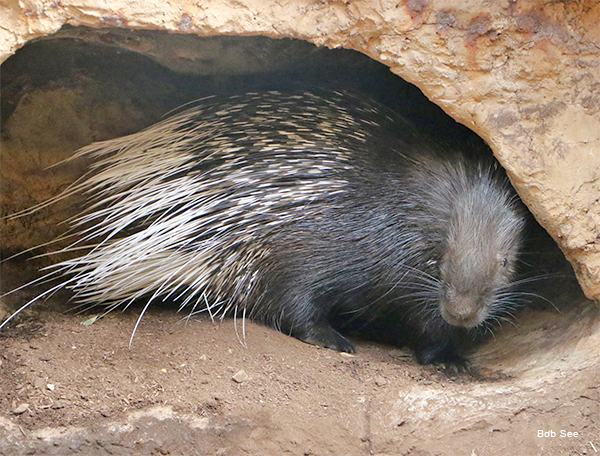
[1,0,599,302]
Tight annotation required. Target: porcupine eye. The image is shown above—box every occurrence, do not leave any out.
[501,258,508,267]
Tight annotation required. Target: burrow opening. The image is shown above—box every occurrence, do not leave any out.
[0,26,597,379]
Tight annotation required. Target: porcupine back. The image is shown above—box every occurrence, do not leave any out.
[4,90,526,366]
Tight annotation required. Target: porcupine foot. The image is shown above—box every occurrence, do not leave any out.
[271,284,357,353]
[293,323,357,354]
[414,339,470,371]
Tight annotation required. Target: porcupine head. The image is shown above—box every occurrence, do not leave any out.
[411,155,525,364]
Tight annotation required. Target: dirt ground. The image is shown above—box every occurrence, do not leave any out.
[0,290,599,456]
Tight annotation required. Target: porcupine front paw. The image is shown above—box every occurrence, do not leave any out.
[293,323,357,354]
[414,340,471,372]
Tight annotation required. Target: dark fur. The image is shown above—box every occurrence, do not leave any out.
[248,136,524,365]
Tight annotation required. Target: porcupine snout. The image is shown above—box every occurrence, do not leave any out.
[438,243,497,328]
[440,288,485,327]
[436,174,525,329]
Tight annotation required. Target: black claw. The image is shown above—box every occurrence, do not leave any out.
[414,339,471,371]
[296,324,356,353]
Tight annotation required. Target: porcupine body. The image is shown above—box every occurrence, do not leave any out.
[9,90,526,366]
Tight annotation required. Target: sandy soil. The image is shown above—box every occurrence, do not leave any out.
[1,293,599,456]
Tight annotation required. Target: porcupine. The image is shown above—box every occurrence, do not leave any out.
[2,89,526,367]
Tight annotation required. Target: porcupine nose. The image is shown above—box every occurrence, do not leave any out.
[442,291,483,328]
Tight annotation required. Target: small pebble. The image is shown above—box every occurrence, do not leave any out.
[374,376,388,387]
[81,315,100,326]
[232,369,249,383]
[13,403,29,415]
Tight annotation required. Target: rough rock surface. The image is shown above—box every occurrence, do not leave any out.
[1,0,599,302]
